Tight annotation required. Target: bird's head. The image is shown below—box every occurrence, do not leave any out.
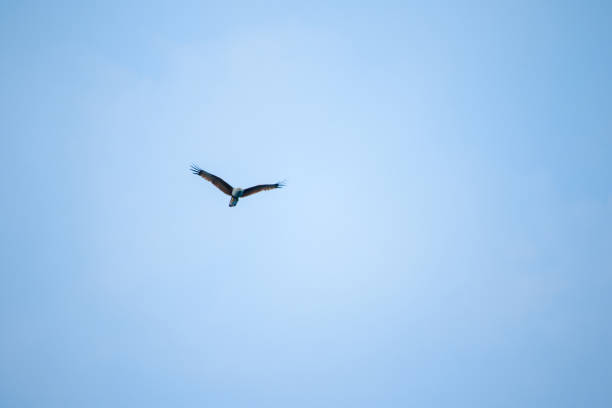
[232,187,243,197]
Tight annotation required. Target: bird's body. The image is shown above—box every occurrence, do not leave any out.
[229,187,243,207]
[190,165,284,207]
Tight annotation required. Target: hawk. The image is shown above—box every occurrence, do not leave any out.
[190,164,285,207]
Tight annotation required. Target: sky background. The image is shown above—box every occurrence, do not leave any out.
[1,1,611,407]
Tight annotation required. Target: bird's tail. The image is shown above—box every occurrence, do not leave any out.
[229,197,238,207]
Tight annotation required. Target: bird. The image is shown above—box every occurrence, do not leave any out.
[190,164,285,207]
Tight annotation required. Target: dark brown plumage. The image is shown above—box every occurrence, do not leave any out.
[242,184,283,197]
[190,164,284,207]
[190,165,233,196]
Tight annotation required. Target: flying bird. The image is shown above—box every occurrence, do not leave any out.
[190,164,285,207]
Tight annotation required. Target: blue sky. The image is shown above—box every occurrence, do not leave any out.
[1,1,611,407]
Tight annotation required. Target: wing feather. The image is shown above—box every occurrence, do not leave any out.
[190,165,233,196]
[241,181,285,197]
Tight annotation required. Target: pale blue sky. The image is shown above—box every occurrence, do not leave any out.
[1,1,611,407]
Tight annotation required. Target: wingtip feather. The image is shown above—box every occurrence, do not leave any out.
[190,164,202,175]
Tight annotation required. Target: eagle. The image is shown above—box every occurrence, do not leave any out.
[190,164,285,207]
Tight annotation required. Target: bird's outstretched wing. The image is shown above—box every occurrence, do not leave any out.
[242,181,285,197]
[190,165,233,196]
